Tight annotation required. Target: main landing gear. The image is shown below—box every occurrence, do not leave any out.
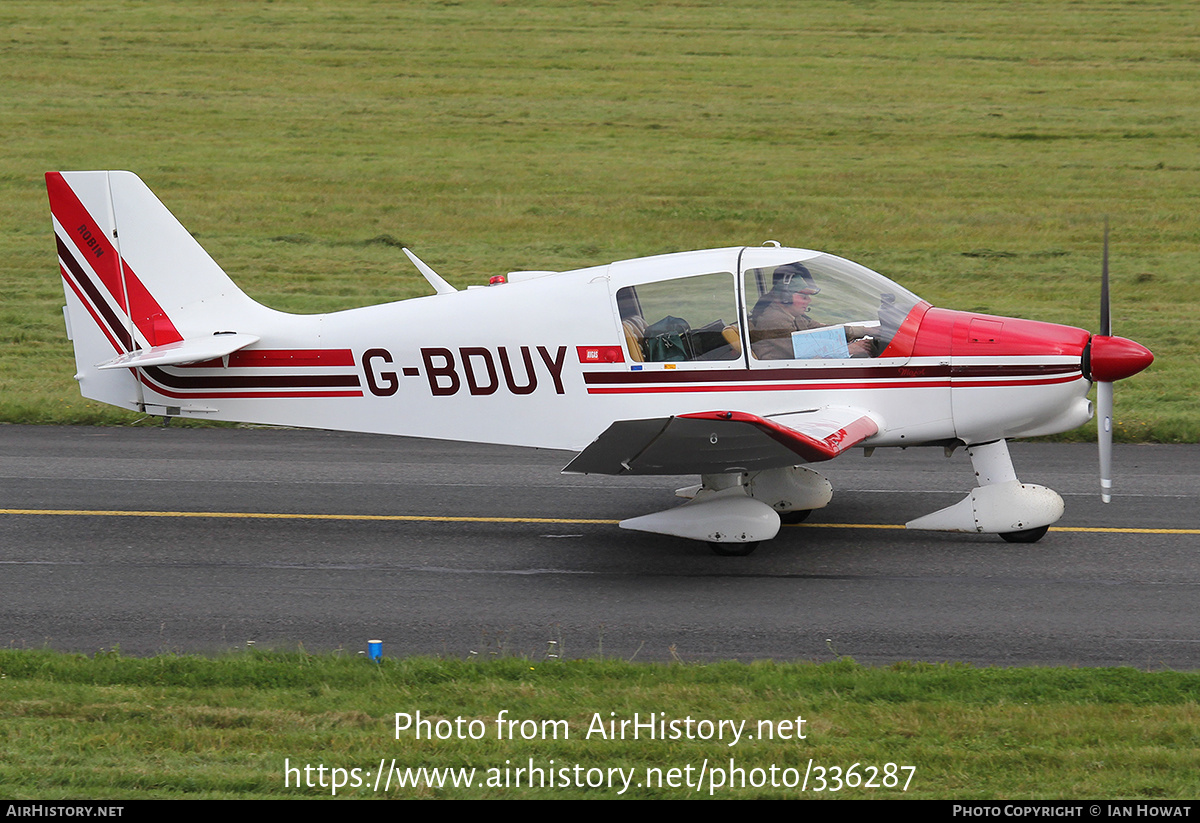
[905,439,1063,543]
[620,440,1064,553]
[618,465,833,556]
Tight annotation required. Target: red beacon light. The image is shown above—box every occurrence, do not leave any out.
[488,275,507,286]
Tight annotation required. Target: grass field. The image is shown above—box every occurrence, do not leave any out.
[2,649,1199,799]
[1,0,1196,437]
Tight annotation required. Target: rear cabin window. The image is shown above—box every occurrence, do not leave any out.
[616,272,740,363]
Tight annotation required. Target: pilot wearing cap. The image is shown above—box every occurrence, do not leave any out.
[749,262,873,360]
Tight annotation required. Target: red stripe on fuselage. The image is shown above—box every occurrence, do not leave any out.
[588,381,949,394]
[178,349,357,369]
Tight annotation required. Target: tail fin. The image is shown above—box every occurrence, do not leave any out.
[47,171,266,411]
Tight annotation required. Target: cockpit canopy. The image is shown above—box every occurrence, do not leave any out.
[615,247,925,363]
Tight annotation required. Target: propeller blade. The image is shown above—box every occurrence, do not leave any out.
[1100,219,1111,337]
[1098,380,1113,503]
[1097,219,1116,503]
[1090,222,1152,503]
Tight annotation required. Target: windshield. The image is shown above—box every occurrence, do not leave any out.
[743,250,923,360]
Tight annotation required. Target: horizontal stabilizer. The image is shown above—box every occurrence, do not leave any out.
[96,333,261,370]
[564,407,879,476]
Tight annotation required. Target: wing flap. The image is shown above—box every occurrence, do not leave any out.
[563,407,879,476]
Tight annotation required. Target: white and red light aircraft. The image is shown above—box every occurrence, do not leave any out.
[47,171,1154,554]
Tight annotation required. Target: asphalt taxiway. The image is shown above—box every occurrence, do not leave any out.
[1,425,1197,667]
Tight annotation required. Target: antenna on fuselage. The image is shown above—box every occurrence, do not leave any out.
[402,248,458,295]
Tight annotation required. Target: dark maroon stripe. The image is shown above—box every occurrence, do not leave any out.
[137,372,361,400]
[949,364,1080,378]
[57,234,133,352]
[143,366,361,390]
[582,362,1078,385]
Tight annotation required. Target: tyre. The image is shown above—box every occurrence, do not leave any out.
[708,541,759,556]
[999,525,1050,543]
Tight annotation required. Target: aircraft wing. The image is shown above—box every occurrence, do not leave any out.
[563,407,879,476]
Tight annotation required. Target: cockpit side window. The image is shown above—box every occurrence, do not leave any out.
[617,272,740,363]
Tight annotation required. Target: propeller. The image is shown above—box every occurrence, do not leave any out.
[1098,221,1113,502]
[1087,222,1153,503]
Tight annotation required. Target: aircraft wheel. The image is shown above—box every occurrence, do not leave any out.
[779,509,812,525]
[708,541,759,557]
[999,525,1050,544]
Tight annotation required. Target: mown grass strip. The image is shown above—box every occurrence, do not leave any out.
[1,650,1199,799]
